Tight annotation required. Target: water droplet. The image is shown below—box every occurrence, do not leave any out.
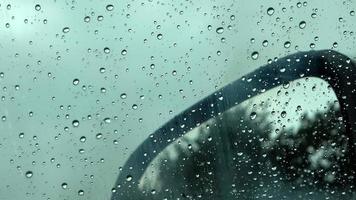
[19,132,25,139]
[62,27,70,33]
[78,190,85,196]
[121,49,127,55]
[103,118,111,124]
[310,43,315,49]
[297,105,302,111]
[126,175,132,181]
[103,47,110,54]
[281,111,287,118]
[99,67,106,73]
[97,15,104,21]
[72,120,80,127]
[79,136,86,143]
[284,41,291,48]
[299,21,306,29]
[350,10,355,16]
[96,133,103,139]
[267,7,275,16]
[106,4,114,11]
[61,183,68,189]
[73,78,80,85]
[262,40,268,47]
[216,27,224,34]
[25,171,33,178]
[35,4,41,11]
[283,82,290,89]
[250,112,257,120]
[251,51,259,60]
[132,104,138,110]
[78,148,85,154]
[84,16,90,23]
[157,33,163,40]
[120,93,127,99]
[333,42,338,48]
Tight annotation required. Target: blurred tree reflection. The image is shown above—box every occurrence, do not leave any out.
[136,102,353,199]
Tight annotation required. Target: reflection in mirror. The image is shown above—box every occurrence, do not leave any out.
[131,78,352,199]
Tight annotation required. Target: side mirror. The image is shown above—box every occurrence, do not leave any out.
[111,50,356,199]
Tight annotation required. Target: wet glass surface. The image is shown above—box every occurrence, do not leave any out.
[0,0,356,199]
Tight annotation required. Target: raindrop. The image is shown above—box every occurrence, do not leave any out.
[99,67,106,73]
[157,34,163,40]
[281,111,287,118]
[297,105,302,111]
[132,104,138,110]
[19,132,25,139]
[283,82,290,89]
[250,112,257,120]
[72,120,80,127]
[25,171,33,178]
[84,16,90,23]
[62,27,70,33]
[120,93,127,99]
[333,42,338,48]
[267,7,275,16]
[61,183,68,189]
[78,149,85,154]
[78,190,85,196]
[310,43,315,49]
[126,175,132,181]
[262,40,268,47]
[121,49,127,55]
[299,21,306,29]
[96,133,103,139]
[35,4,41,11]
[106,4,114,11]
[104,47,110,54]
[100,87,106,93]
[94,15,103,22]
[103,118,111,124]
[73,78,80,86]
[79,136,86,143]
[216,27,224,34]
[251,51,259,60]
[284,41,291,48]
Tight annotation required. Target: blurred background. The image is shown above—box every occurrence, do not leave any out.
[0,0,355,199]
